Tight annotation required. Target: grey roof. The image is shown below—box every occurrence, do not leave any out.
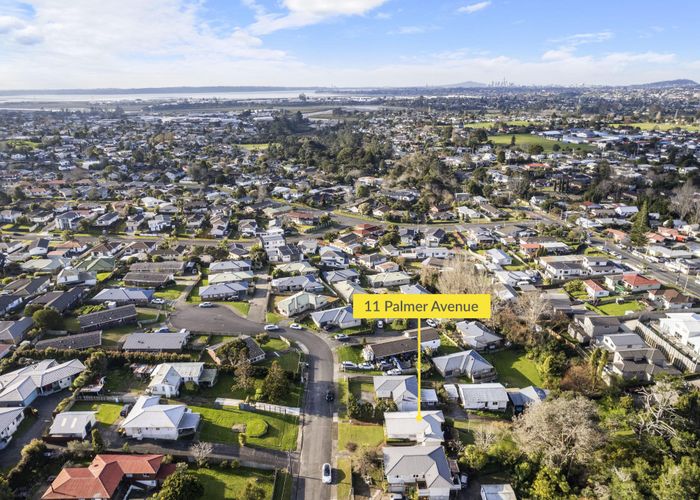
[199,282,248,298]
[432,350,494,377]
[48,411,96,436]
[35,331,102,350]
[373,375,418,401]
[122,332,189,351]
[0,359,85,404]
[383,444,455,491]
[30,286,86,312]
[78,304,137,329]
[123,271,172,285]
[507,386,548,408]
[130,261,185,273]
[322,269,359,283]
[0,407,24,432]
[92,288,154,303]
[0,317,34,344]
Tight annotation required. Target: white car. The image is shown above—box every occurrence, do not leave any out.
[376,320,384,329]
[151,298,166,305]
[264,324,280,331]
[334,333,350,341]
[289,323,303,330]
[341,361,357,370]
[426,319,438,328]
[322,463,332,484]
[387,368,402,375]
[198,302,214,308]
[358,362,373,370]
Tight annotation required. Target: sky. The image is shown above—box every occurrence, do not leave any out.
[0,0,699,90]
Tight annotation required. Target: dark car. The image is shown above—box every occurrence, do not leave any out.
[120,403,132,417]
[325,389,335,402]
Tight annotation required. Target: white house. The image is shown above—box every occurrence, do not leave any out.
[310,306,360,330]
[48,411,96,440]
[383,445,460,499]
[384,410,444,444]
[119,395,201,440]
[432,350,496,382]
[373,375,418,412]
[147,362,215,398]
[0,407,24,449]
[0,359,85,407]
[276,292,328,317]
[481,484,517,500]
[485,248,512,266]
[456,321,503,351]
[457,383,509,411]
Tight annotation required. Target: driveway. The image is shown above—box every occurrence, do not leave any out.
[0,391,65,469]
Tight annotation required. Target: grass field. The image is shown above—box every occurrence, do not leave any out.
[196,373,302,407]
[194,467,275,499]
[484,349,543,388]
[226,301,251,316]
[261,338,288,352]
[265,311,284,324]
[612,122,700,131]
[452,417,512,445]
[337,457,353,499]
[596,300,645,316]
[262,351,301,374]
[338,422,385,452]
[464,120,534,128]
[102,367,148,393]
[437,334,463,356]
[348,379,374,401]
[190,404,298,450]
[238,143,272,151]
[153,283,187,300]
[337,345,364,364]
[489,133,594,152]
[70,402,123,426]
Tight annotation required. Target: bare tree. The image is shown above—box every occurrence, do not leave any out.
[437,255,494,295]
[635,381,682,439]
[354,447,380,478]
[513,396,603,471]
[473,427,497,452]
[671,180,697,222]
[191,441,214,468]
[516,291,552,341]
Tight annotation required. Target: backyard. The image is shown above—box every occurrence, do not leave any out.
[153,283,188,300]
[484,348,543,388]
[338,422,385,452]
[592,299,646,316]
[70,401,123,426]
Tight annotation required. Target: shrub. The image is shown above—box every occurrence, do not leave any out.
[246,418,268,438]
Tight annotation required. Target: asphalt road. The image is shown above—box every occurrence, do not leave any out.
[170,303,335,500]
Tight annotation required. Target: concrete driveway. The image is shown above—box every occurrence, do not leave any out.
[0,391,65,469]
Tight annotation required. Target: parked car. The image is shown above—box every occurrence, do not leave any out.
[289,323,302,330]
[322,324,337,332]
[325,390,335,402]
[120,404,132,417]
[379,362,393,371]
[387,368,402,375]
[358,362,373,370]
[198,302,214,308]
[153,326,170,333]
[151,298,166,305]
[264,324,280,331]
[459,473,469,489]
[322,463,332,484]
[341,361,357,370]
[376,320,384,329]
[334,333,350,341]
[426,319,438,328]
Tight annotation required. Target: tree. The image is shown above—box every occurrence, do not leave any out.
[462,444,488,471]
[243,480,267,500]
[653,456,700,500]
[262,361,288,403]
[354,447,380,477]
[436,255,493,296]
[233,350,255,393]
[249,244,268,267]
[0,475,12,500]
[91,428,104,453]
[515,292,552,343]
[190,442,214,468]
[671,180,696,222]
[635,381,683,440]
[32,307,62,330]
[66,440,92,459]
[513,395,603,472]
[630,201,650,247]
[155,464,204,500]
[530,466,571,499]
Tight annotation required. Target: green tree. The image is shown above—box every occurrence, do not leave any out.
[32,307,62,330]
[91,428,104,453]
[462,445,488,471]
[630,201,650,247]
[262,361,289,403]
[233,350,255,393]
[154,465,204,500]
[653,456,700,500]
[530,466,571,499]
[243,480,266,500]
[0,475,12,500]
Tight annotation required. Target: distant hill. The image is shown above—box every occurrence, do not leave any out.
[630,79,699,89]
[438,81,488,88]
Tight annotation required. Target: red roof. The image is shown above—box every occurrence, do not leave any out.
[583,280,605,292]
[622,273,660,287]
[42,454,167,500]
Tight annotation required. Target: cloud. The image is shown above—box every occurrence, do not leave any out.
[248,0,389,35]
[551,31,613,47]
[0,15,24,34]
[13,26,42,45]
[458,1,492,14]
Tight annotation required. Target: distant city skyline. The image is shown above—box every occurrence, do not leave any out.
[1,0,698,90]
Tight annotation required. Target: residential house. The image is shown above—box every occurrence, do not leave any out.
[362,328,441,362]
[271,275,324,294]
[122,332,189,352]
[310,306,360,330]
[199,282,248,301]
[0,407,24,449]
[432,351,497,382]
[457,383,509,411]
[277,292,329,317]
[119,396,200,440]
[35,331,102,351]
[0,317,35,344]
[456,321,503,351]
[206,336,266,365]
[507,386,548,413]
[373,375,419,411]
[0,359,85,407]
[384,410,444,444]
[648,289,694,310]
[91,288,154,306]
[621,273,661,293]
[56,268,97,287]
[147,362,215,398]
[48,411,96,440]
[78,305,137,332]
[383,445,460,499]
[367,272,411,289]
[123,272,172,288]
[0,294,24,316]
[583,279,609,299]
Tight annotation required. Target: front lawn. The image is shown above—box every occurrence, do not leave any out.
[193,466,275,499]
[265,312,284,324]
[102,367,148,393]
[225,301,251,316]
[261,338,289,352]
[70,402,123,426]
[196,374,302,407]
[484,349,543,388]
[452,417,512,445]
[337,345,364,364]
[189,404,299,451]
[262,351,301,374]
[349,379,375,401]
[337,457,353,500]
[154,283,187,300]
[338,422,384,452]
